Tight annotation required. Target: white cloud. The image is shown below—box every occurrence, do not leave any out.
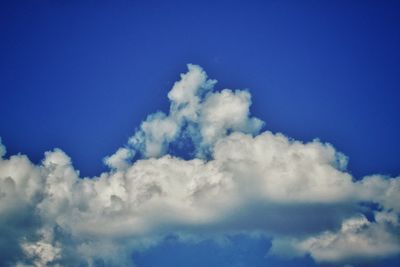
[199,89,263,147]
[167,64,216,112]
[20,228,62,267]
[213,132,355,203]
[129,112,179,158]
[104,147,133,170]
[120,64,262,159]
[0,65,399,266]
[356,175,400,212]
[271,211,400,263]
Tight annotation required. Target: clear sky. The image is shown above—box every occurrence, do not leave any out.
[1,1,400,266]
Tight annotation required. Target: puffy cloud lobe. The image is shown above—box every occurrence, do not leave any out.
[213,132,354,203]
[129,112,179,158]
[356,175,400,212]
[126,64,262,158]
[0,65,399,266]
[167,64,216,110]
[20,228,62,267]
[104,148,133,170]
[200,90,263,146]
[270,211,400,263]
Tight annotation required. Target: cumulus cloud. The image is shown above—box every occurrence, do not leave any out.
[0,65,399,266]
[103,148,133,170]
[127,64,262,158]
[20,228,62,267]
[270,211,400,263]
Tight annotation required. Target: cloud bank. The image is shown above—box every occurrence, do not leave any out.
[1,65,399,266]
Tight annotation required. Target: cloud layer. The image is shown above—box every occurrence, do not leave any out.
[1,65,399,266]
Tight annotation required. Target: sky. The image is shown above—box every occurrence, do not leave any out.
[0,1,400,267]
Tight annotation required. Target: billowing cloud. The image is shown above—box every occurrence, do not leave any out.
[128,64,263,158]
[0,65,399,266]
[270,211,400,263]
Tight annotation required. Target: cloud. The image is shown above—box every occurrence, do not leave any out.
[20,228,62,267]
[127,64,262,158]
[104,148,133,170]
[0,65,399,266]
[270,211,400,263]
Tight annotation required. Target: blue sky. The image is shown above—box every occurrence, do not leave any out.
[1,1,400,266]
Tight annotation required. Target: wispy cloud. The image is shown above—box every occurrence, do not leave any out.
[0,65,399,266]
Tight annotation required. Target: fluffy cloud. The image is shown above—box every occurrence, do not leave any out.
[0,65,399,266]
[271,211,400,263]
[127,64,262,158]
[104,148,133,170]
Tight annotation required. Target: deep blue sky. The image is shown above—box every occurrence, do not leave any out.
[1,1,400,266]
[1,0,400,179]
